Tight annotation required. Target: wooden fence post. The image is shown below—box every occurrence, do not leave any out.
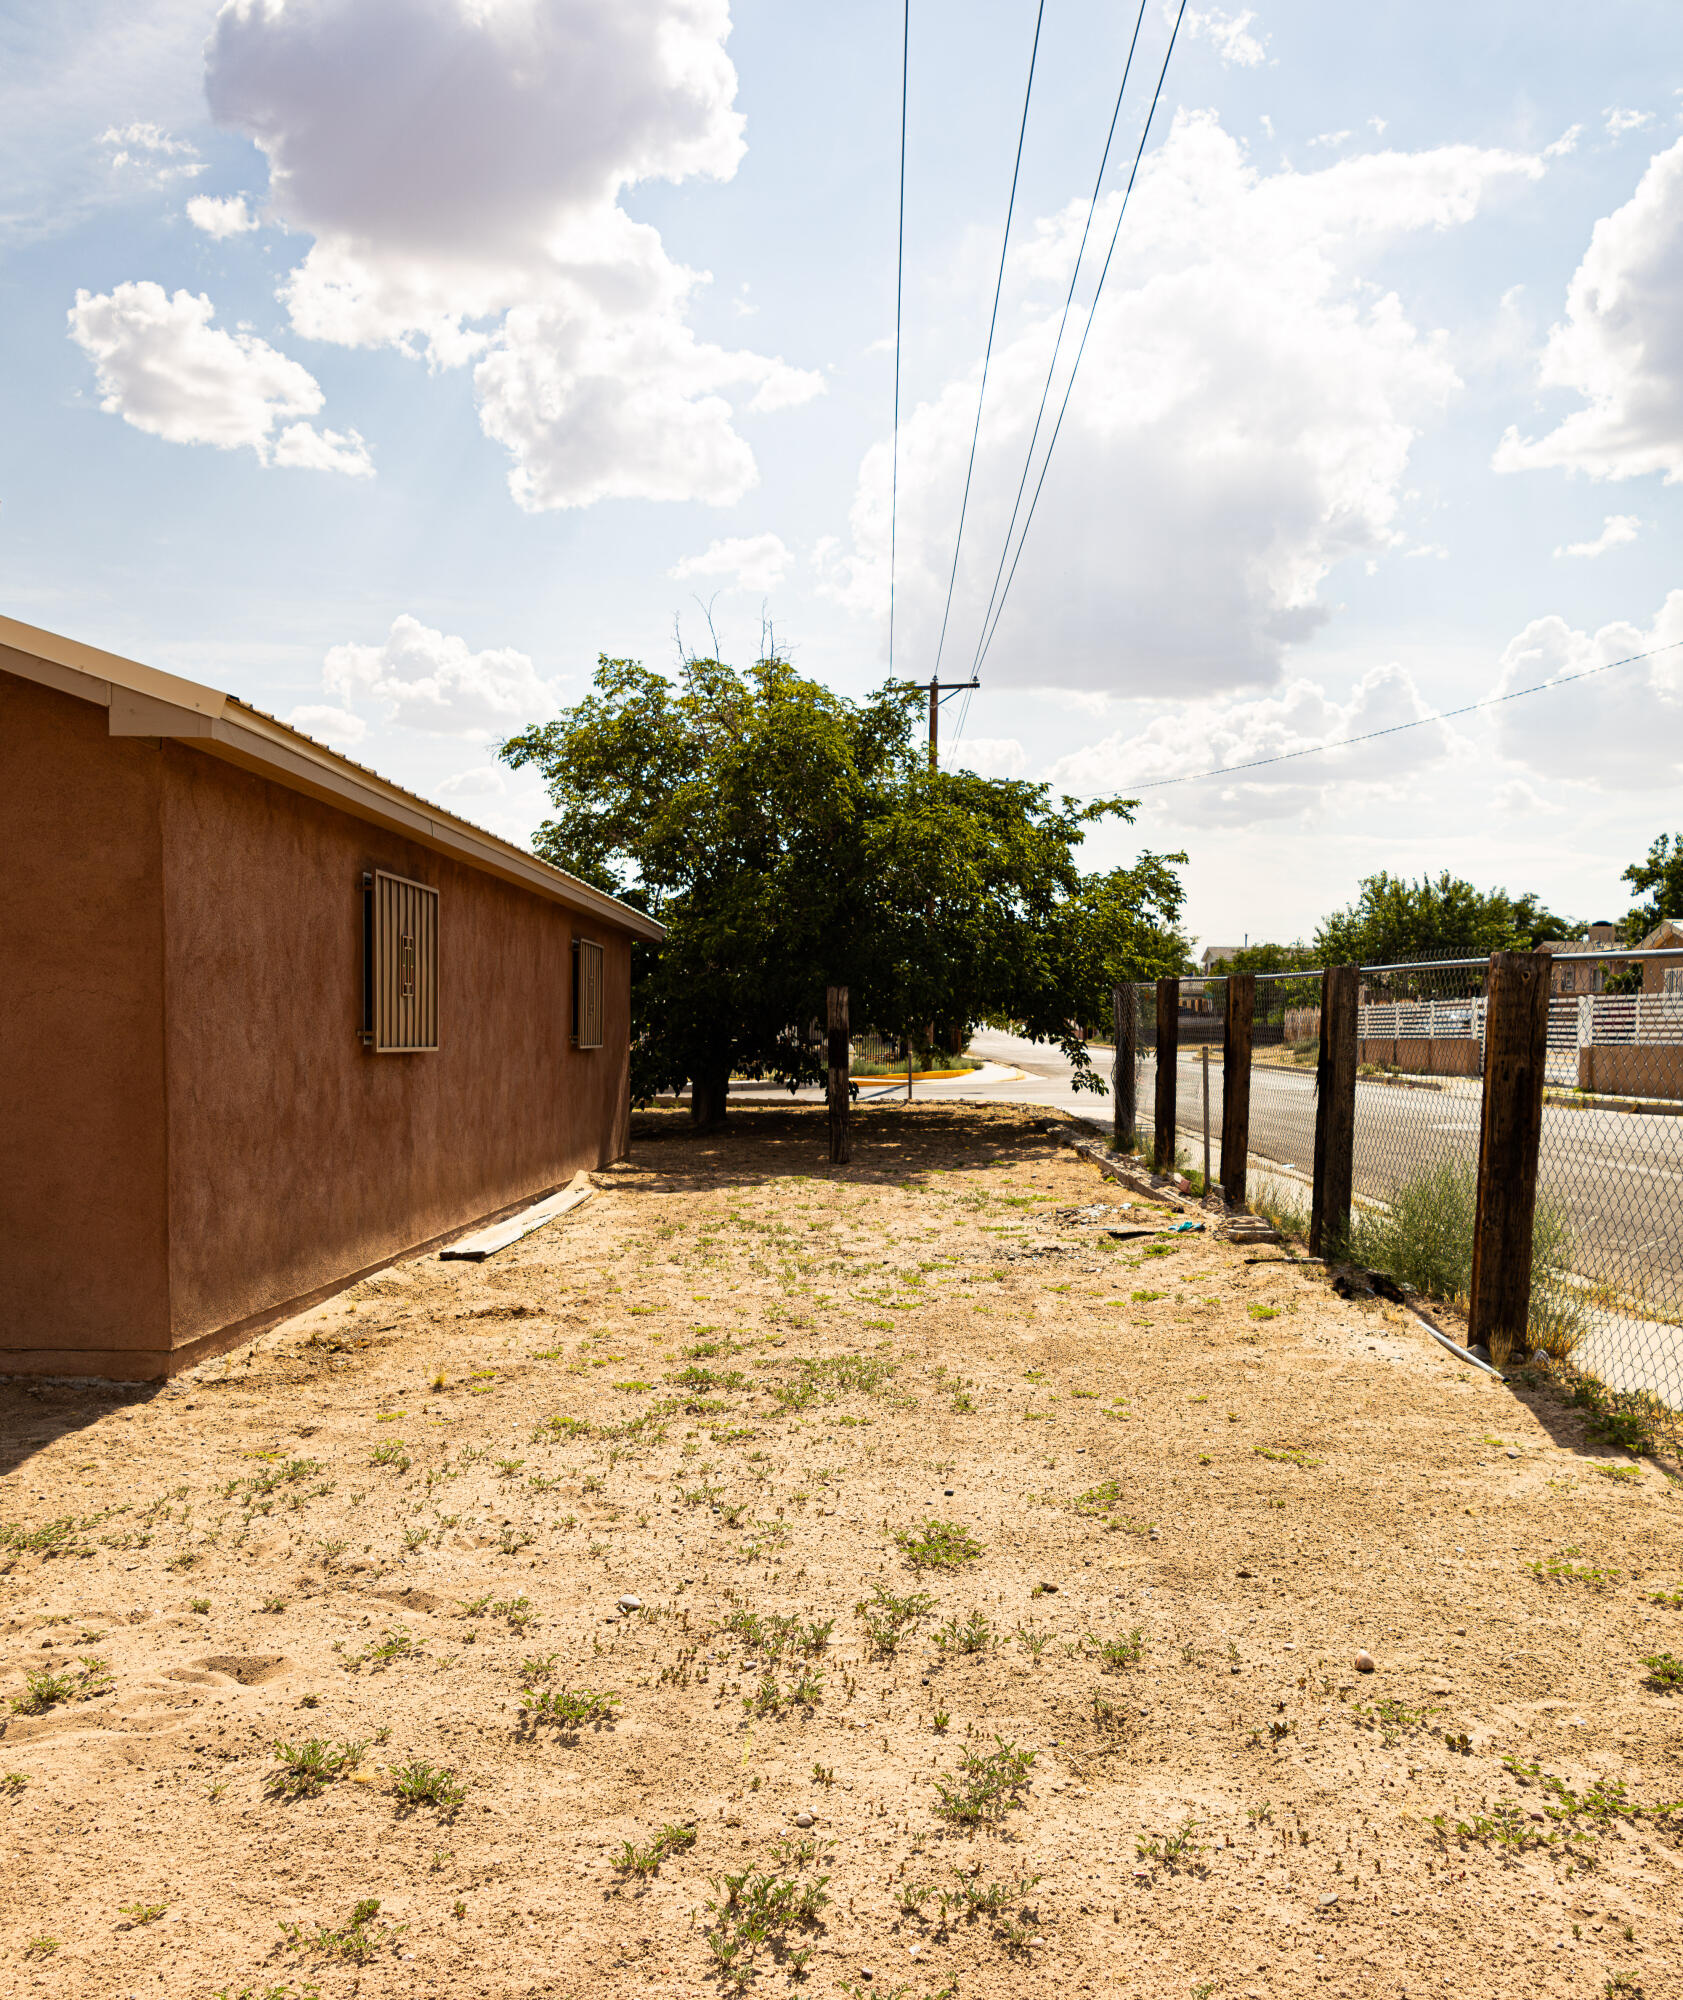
[1154,977,1179,1175]
[1311,964,1359,1257]
[1468,949,1550,1361]
[826,985,851,1165]
[1221,972,1255,1208]
[1112,984,1137,1153]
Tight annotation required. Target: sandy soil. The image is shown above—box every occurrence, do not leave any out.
[3,1102,1683,2000]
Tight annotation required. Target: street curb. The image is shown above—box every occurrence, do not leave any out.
[1543,1088,1683,1119]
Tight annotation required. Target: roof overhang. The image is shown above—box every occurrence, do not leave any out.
[0,613,664,943]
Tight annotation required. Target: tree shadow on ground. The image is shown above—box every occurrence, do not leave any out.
[620,1101,1065,1199]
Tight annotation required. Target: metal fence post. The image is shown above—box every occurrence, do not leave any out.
[1154,977,1179,1175]
[1221,971,1255,1208]
[1468,949,1550,1360]
[826,985,851,1165]
[1311,964,1359,1257]
[1112,983,1137,1152]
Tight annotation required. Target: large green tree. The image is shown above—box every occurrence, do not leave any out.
[1622,833,1683,940]
[502,651,1187,1119]
[1313,871,1577,967]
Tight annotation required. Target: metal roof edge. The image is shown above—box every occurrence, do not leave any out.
[0,611,664,943]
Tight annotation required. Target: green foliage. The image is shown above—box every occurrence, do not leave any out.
[894,1519,983,1569]
[1622,831,1683,939]
[1135,1816,1205,1869]
[501,651,1187,1114]
[933,1610,996,1655]
[1348,1161,1583,1356]
[855,1581,934,1657]
[1093,1628,1144,1672]
[615,1823,697,1876]
[11,1657,112,1713]
[0,1517,90,1560]
[519,1685,620,1732]
[933,1737,1036,1824]
[1314,870,1576,965]
[704,1865,829,1992]
[278,1897,400,1964]
[266,1739,366,1799]
[391,1760,465,1811]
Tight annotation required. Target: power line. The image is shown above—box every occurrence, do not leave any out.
[930,0,1046,683]
[1120,636,1683,793]
[887,0,910,676]
[966,0,1151,682]
[973,0,1188,681]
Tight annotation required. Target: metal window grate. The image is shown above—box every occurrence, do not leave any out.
[572,936,604,1050]
[363,870,439,1053]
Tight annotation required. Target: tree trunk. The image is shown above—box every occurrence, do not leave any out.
[827,986,851,1165]
[690,1065,730,1128]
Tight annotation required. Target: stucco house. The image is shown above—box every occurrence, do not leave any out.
[2,615,661,1382]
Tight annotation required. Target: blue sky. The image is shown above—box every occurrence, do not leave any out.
[3,0,1681,950]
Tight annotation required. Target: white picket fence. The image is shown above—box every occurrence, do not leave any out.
[1358,1000,1485,1043]
[1355,992,1683,1085]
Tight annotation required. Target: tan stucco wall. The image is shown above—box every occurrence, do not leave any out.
[1359,1038,1482,1078]
[0,670,173,1373]
[2,667,634,1380]
[1578,1046,1683,1101]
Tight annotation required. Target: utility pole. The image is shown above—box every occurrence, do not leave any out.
[926,675,980,772]
[917,674,979,1066]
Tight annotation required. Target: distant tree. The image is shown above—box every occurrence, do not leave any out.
[1201,942,1311,975]
[502,651,1188,1121]
[1622,832,1683,940]
[1201,940,1318,1020]
[1313,871,1577,967]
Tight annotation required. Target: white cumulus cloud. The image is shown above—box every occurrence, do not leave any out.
[322,614,557,737]
[1494,138,1683,484]
[203,0,822,511]
[1046,663,1453,827]
[1490,592,1683,789]
[1554,513,1641,559]
[287,703,367,746]
[670,532,791,592]
[828,112,1543,695]
[186,191,259,238]
[1181,7,1267,67]
[100,120,204,187]
[67,280,372,473]
[1606,107,1655,139]
[949,736,1028,779]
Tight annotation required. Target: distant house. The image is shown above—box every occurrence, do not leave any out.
[1178,946,1244,1020]
[1541,921,1683,996]
[2,615,663,1382]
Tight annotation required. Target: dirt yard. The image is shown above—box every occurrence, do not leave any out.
[4,1102,1682,2000]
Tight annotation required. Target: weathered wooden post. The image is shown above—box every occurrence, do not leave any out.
[1311,964,1359,1257]
[827,985,851,1165]
[1468,950,1551,1362]
[1221,971,1255,1208]
[1112,983,1137,1153]
[1153,976,1179,1176]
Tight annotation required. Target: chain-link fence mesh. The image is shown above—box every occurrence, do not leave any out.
[1120,950,1683,1433]
[1533,952,1683,1423]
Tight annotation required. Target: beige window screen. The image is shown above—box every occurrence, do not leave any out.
[572,937,605,1050]
[364,870,439,1053]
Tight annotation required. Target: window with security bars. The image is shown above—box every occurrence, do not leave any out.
[572,936,605,1050]
[361,870,439,1052]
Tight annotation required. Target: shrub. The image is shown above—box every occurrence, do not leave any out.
[1349,1161,1583,1361]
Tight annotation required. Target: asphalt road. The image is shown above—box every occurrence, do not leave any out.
[956,1030,1683,1314]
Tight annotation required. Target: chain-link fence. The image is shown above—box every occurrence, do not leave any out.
[1120,949,1683,1430]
